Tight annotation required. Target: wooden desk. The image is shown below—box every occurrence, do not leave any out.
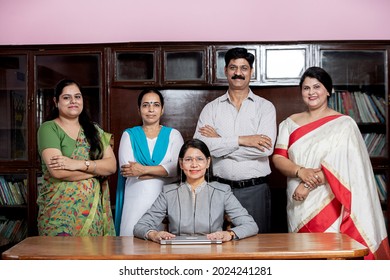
[2,233,368,260]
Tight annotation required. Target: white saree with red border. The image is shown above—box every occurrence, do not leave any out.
[274,115,390,259]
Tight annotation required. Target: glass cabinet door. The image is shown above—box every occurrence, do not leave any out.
[0,55,28,160]
[320,49,385,87]
[113,49,158,86]
[162,47,209,85]
[35,53,102,127]
[260,45,310,85]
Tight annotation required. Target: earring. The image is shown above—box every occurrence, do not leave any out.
[180,169,183,185]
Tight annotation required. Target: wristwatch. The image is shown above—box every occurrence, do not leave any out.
[85,160,91,171]
[227,230,235,240]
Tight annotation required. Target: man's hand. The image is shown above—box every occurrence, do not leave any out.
[239,134,272,151]
[198,125,220,138]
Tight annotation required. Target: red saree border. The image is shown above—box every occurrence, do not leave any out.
[274,115,343,158]
[298,198,342,233]
[322,165,377,259]
[289,115,343,148]
[273,148,288,158]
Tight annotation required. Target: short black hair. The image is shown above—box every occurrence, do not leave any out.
[224,47,255,68]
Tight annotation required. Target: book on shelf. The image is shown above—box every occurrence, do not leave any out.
[7,182,18,204]
[363,133,386,156]
[354,92,373,123]
[366,94,385,123]
[15,181,25,204]
[374,174,387,203]
[0,218,27,244]
[0,176,8,204]
[0,176,27,206]
[0,177,27,206]
[332,91,385,124]
[362,93,380,123]
[17,181,27,203]
[337,92,344,114]
[8,181,23,205]
[0,216,6,234]
[362,133,374,152]
[0,176,14,205]
[9,220,21,241]
[0,183,5,205]
[341,91,356,120]
[367,134,382,155]
[349,92,362,123]
[372,135,386,156]
[0,220,14,240]
[371,95,386,117]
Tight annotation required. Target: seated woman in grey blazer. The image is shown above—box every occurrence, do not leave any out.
[133,138,258,243]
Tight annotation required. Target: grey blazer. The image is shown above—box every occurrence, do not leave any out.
[133,181,258,239]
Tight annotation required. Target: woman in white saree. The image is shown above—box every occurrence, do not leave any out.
[273,66,390,260]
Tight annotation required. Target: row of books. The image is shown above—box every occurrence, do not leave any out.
[363,133,386,157]
[328,91,386,123]
[0,176,27,206]
[0,218,27,245]
[375,174,387,203]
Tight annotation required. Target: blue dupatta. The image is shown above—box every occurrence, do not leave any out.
[114,126,172,234]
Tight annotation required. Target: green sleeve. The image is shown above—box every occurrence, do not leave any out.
[37,121,76,157]
[37,121,62,155]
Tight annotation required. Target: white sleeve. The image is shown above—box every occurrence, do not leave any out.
[193,102,239,158]
[118,131,135,167]
[161,129,184,177]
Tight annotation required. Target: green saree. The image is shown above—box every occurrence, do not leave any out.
[37,122,115,236]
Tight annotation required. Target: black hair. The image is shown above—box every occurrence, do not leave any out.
[48,79,103,160]
[177,139,213,183]
[299,66,333,98]
[137,88,165,109]
[224,47,255,68]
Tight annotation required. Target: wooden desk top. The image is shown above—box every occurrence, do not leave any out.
[2,233,368,260]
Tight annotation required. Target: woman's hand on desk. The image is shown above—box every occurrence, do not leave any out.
[207,230,235,242]
[147,230,176,243]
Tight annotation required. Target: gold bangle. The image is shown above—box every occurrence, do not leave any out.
[295,166,303,178]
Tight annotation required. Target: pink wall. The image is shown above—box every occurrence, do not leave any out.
[1,0,390,45]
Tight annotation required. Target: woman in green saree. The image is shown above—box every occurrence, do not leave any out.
[37,79,116,236]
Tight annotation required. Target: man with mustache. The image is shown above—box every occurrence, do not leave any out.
[194,47,276,233]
